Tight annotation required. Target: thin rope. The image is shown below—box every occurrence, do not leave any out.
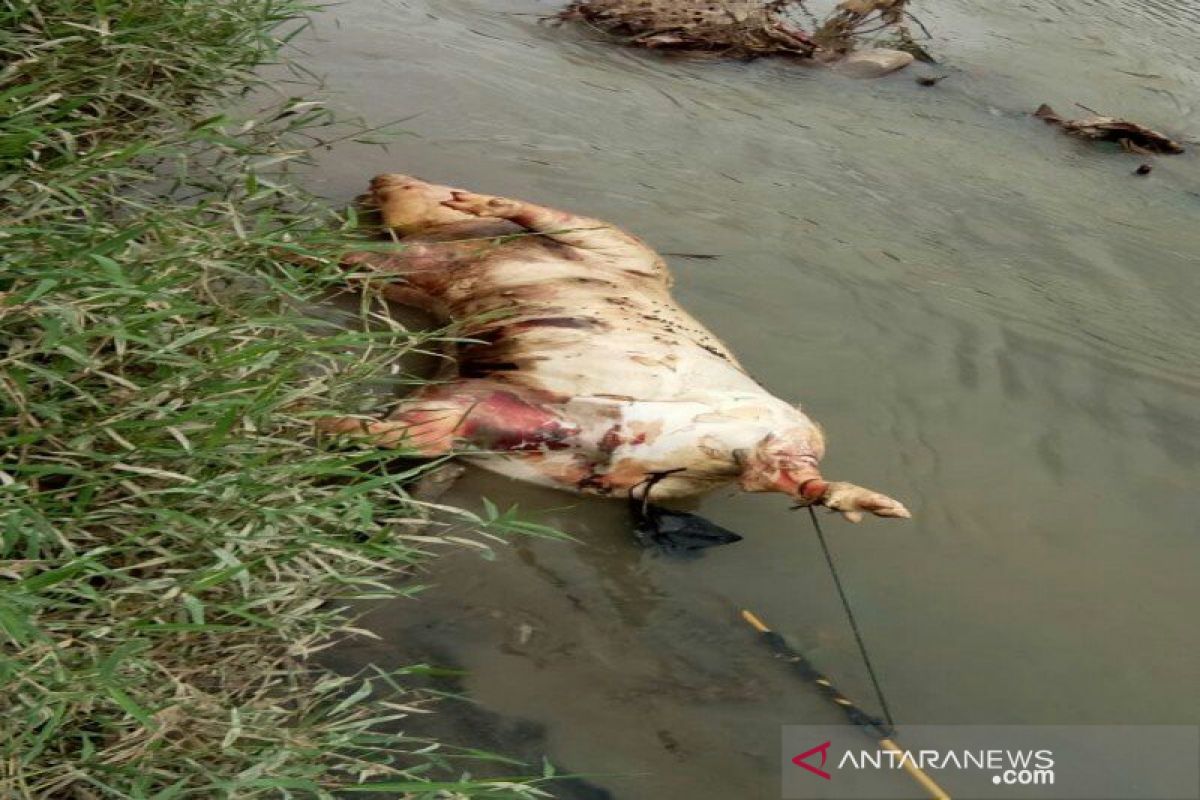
[807,505,895,730]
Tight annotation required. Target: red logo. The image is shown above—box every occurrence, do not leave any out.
[792,741,833,780]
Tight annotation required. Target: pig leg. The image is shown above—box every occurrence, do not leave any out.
[317,398,467,456]
[440,190,667,280]
[318,382,581,457]
[338,249,455,317]
[797,479,911,523]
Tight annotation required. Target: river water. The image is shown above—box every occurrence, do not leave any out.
[298,1,1200,797]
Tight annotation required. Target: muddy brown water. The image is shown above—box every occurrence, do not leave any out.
[294,1,1200,797]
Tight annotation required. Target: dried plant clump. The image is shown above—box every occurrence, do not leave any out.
[557,0,924,60]
[558,0,816,56]
[811,0,929,59]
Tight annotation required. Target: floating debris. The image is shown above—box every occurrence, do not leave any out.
[557,0,817,56]
[1034,104,1185,155]
[556,0,928,71]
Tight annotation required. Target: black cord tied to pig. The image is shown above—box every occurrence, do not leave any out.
[805,504,896,733]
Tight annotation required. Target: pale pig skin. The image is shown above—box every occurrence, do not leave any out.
[323,175,909,521]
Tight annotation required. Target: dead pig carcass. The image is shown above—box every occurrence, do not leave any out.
[324,174,911,523]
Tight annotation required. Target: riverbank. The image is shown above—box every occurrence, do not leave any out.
[0,2,553,796]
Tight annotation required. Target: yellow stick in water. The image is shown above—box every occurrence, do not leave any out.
[877,736,952,800]
[740,609,951,800]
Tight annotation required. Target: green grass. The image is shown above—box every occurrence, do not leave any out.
[1,1,559,796]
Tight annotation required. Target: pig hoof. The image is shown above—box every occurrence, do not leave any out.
[821,481,911,521]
